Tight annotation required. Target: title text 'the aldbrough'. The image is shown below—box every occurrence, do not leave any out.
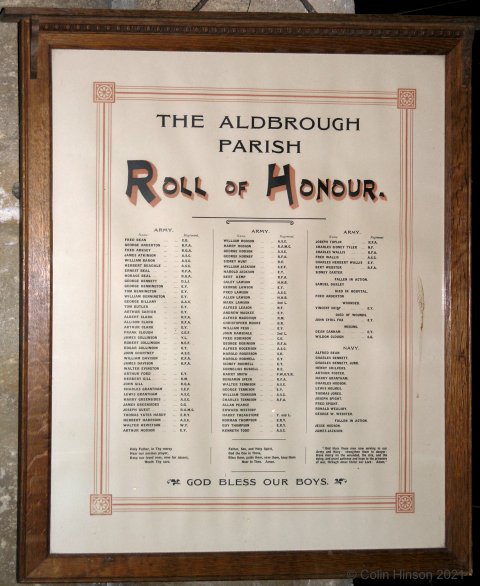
[156,113,360,154]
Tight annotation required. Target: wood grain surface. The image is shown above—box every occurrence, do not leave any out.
[0,8,472,582]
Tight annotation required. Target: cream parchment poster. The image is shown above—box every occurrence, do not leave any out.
[50,49,445,553]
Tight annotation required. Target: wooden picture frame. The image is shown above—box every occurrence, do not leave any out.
[0,7,473,582]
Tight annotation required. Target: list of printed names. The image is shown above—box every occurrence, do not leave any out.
[121,224,387,472]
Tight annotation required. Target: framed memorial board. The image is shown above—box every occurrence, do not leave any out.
[0,7,473,582]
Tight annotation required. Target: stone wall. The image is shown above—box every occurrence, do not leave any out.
[0,1,353,584]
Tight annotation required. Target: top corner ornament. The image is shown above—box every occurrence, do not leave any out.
[397,88,416,109]
[94,82,116,103]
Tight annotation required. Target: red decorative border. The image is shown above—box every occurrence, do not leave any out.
[94,81,116,103]
[397,88,416,109]
[114,85,398,106]
[92,82,416,513]
[90,493,113,515]
[398,104,414,506]
[396,492,415,513]
[94,96,112,500]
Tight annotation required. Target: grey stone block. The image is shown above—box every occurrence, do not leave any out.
[198,0,355,10]
[309,0,354,13]
[0,0,110,6]
[0,222,19,586]
[129,0,200,9]
[205,0,307,11]
[112,0,137,8]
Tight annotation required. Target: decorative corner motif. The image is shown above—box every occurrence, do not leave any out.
[93,82,116,103]
[397,88,416,110]
[90,493,113,515]
[395,492,415,513]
